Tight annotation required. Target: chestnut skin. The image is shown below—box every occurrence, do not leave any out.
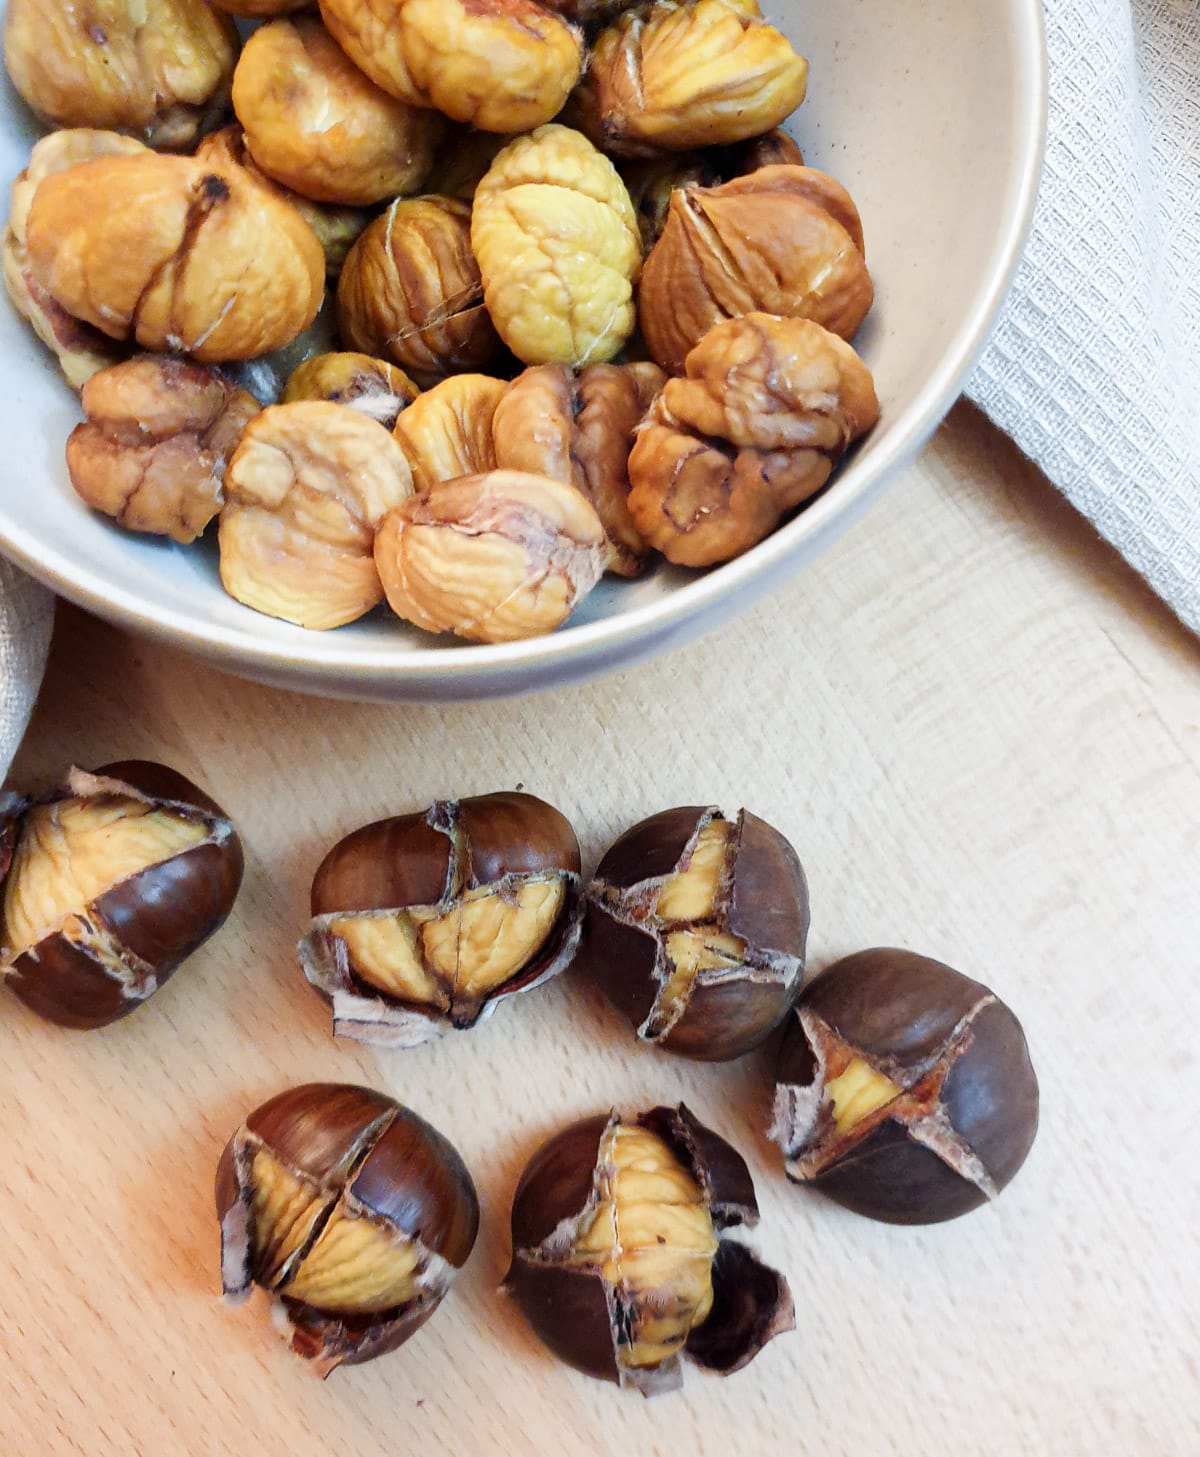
[0,761,243,1028]
[217,1082,479,1373]
[505,1103,793,1396]
[770,949,1040,1224]
[580,806,809,1061]
[299,792,582,1046]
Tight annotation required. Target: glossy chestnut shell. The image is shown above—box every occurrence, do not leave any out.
[770,949,1040,1224]
[0,760,243,1028]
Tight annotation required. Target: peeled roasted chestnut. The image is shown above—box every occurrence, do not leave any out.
[375,471,607,643]
[770,949,1040,1224]
[217,1083,479,1373]
[0,762,243,1028]
[505,1104,792,1394]
[299,793,582,1046]
[282,352,419,430]
[580,806,808,1061]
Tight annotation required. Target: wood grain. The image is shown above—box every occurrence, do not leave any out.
[2,402,1198,1456]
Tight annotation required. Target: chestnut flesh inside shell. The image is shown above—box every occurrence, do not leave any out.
[0,761,243,1028]
[505,1103,793,1395]
[770,948,1040,1224]
[216,1082,479,1373]
[579,806,809,1060]
[298,792,582,1046]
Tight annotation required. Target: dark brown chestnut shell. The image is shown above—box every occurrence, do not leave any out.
[216,1082,479,1374]
[0,762,243,1029]
[770,949,1040,1225]
[504,1103,793,1395]
[298,792,583,1047]
[579,806,809,1061]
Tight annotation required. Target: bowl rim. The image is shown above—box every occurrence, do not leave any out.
[0,1,1049,688]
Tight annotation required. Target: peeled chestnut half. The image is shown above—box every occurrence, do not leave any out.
[0,762,242,1028]
[770,949,1040,1224]
[580,807,809,1060]
[505,1104,792,1394]
[217,1083,479,1373]
[299,793,582,1045]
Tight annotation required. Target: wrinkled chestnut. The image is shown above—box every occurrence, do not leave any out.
[505,1103,792,1395]
[0,762,243,1028]
[299,793,582,1046]
[580,807,808,1061]
[770,949,1040,1224]
[217,1083,479,1373]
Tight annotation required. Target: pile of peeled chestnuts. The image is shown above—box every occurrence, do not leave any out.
[1,765,1040,1387]
[3,0,881,645]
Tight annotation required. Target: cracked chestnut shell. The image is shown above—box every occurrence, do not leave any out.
[505,1103,793,1394]
[298,793,583,1046]
[770,949,1040,1224]
[580,806,808,1061]
[0,762,243,1028]
[216,1083,479,1374]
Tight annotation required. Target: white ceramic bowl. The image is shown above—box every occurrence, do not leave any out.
[0,0,1045,700]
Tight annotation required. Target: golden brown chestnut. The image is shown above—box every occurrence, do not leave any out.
[337,197,502,382]
[391,373,504,491]
[639,165,874,373]
[571,0,808,158]
[283,353,419,431]
[580,806,808,1060]
[299,793,582,1045]
[3,0,238,151]
[24,151,325,361]
[232,19,442,206]
[770,950,1040,1225]
[627,313,879,566]
[195,125,371,280]
[471,125,641,368]
[505,1104,793,1394]
[217,1083,479,1373]
[3,129,147,389]
[219,400,414,629]
[492,362,664,576]
[374,471,607,643]
[0,762,243,1029]
[318,0,583,134]
[66,356,260,543]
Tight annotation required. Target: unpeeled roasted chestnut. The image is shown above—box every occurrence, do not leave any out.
[505,1104,792,1395]
[580,806,808,1060]
[217,1083,479,1373]
[770,949,1039,1224]
[299,793,582,1046]
[0,762,243,1028]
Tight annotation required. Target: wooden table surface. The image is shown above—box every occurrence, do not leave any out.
[3,401,1198,1456]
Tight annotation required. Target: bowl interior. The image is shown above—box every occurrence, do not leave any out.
[0,0,1044,699]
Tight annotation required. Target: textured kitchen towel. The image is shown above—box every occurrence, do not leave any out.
[0,558,53,776]
[969,0,1200,633]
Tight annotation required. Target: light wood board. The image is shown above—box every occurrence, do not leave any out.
[3,402,1198,1456]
